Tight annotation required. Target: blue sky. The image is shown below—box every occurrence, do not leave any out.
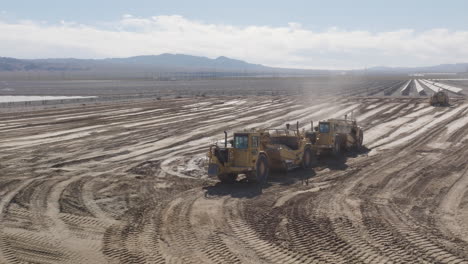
[1,0,468,69]
[2,0,467,31]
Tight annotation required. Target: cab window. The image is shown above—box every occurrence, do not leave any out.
[234,135,249,149]
[252,136,259,148]
[319,123,330,133]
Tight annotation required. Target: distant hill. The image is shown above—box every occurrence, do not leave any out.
[0,57,90,71]
[0,57,41,71]
[0,54,271,72]
[1,54,467,76]
[104,54,268,70]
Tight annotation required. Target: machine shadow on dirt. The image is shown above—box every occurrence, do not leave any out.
[267,168,317,186]
[203,179,268,199]
[202,170,316,199]
[203,146,371,199]
[317,146,371,171]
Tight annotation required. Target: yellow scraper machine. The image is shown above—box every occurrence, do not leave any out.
[314,118,363,156]
[429,90,449,106]
[207,117,363,183]
[207,122,315,183]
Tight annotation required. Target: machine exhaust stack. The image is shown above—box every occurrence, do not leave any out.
[224,131,228,148]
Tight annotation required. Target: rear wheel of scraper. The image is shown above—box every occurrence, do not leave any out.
[218,173,237,184]
[302,148,316,169]
[254,154,269,183]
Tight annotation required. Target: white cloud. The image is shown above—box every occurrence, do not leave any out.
[1,15,468,69]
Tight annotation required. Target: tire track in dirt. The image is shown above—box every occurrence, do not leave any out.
[225,196,317,264]
[157,190,244,263]
[0,176,47,263]
[439,166,468,243]
[339,100,468,262]
[224,97,468,263]
[1,94,467,263]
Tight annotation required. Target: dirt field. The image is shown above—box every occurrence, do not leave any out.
[0,81,468,263]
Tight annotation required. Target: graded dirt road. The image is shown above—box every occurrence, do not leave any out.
[0,93,467,263]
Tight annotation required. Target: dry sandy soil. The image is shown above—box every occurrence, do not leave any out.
[0,80,468,263]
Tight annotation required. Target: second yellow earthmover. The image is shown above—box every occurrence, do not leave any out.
[314,118,363,156]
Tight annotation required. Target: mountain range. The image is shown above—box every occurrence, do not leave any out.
[0,54,467,75]
[0,54,271,72]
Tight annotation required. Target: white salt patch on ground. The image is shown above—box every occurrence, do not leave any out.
[238,115,262,122]
[222,99,247,106]
[115,108,167,117]
[445,110,468,135]
[276,100,355,128]
[277,102,335,126]
[103,103,285,162]
[63,108,164,122]
[105,101,314,164]
[121,111,200,128]
[182,102,212,108]
[413,104,427,111]
[55,113,102,121]
[0,125,104,142]
[290,102,344,127]
[404,106,433,118]
[426,141,449,149]
[329,104,361,120]
[200,115,237,123]
[0,95,97,102]
[364,105,432,145]
[49,108,142,121]
[121,101,274,128]
[99,108,144,118]
[381,104,402,115]
[0,127,107,148]
[366,104,380,110]
[447,109,468,135]
[370,109,437,148]
[375,105,468,151]
[357,103,398,122]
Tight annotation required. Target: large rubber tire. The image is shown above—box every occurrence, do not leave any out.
[255,155,269,183]
[302,148,316,169]
[218,173,237,184]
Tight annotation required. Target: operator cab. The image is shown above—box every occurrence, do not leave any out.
[318,122,330,134]
[234,134,249,149]
[233,133,260,149]
[231,132,261,167]
[316,121,334,147]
